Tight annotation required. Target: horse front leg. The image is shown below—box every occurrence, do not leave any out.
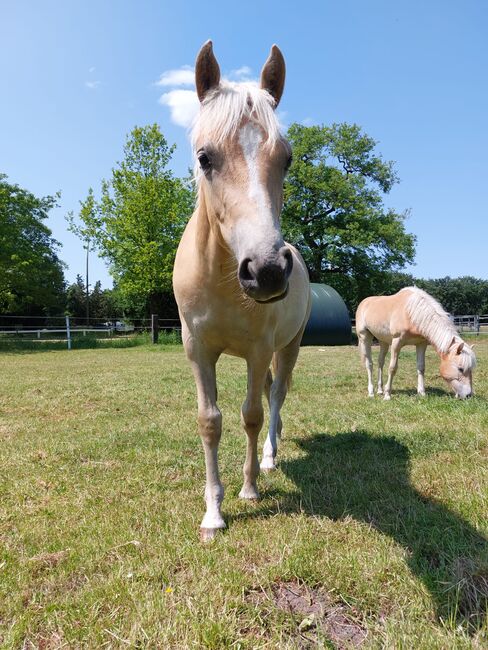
[261,329,302,471]
[416,342,427,396]
[239,355,271,499]
[186,338,224,541]
[377,342,389,395]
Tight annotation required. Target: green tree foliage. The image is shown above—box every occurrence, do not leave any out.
[282,123,416,312]
[72,125,194,316]
[65,274,87,318]
[65,276,123,320]
[0,174,66,314]
[352,272,488,315]
[416,276,488,315]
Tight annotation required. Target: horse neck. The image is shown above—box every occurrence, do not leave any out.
[415,310,458,356]
[403,290,459,356]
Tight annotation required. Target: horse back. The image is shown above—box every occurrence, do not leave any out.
[356,290,421,343]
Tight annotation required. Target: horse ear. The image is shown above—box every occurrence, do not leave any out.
[260,44,285,107]
[195,40,221,103]
[456,341,465,355]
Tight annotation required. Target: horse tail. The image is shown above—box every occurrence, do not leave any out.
[355,301,369,366]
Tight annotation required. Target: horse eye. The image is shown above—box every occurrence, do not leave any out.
[285,154,292,171]
[197,151,211,172]
[458,367,464,373]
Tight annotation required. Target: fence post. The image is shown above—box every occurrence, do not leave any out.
[66,315,72,350]
[151,314,159,344]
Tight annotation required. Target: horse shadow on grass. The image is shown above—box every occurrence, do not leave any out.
[392,387,450,397]
[265,431,487,632]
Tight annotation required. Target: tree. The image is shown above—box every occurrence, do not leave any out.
[416,276,488,315]
[282,123,416,312]
[72,125,194,316]
[65,274,87,318]
[0,174,66,315]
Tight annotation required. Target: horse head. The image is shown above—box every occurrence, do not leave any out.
[439,338,476,399]
[192,41,293,303]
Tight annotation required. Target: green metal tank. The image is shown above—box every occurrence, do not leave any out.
[301,283,352,346]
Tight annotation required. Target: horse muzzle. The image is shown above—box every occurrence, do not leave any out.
[238,246,293,303]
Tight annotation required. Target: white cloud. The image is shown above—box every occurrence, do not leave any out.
[159,89,199,128]
[230,65,253,80]
[155,65,194,87]
[277,110,288,130]
[301,116,314,126]
[156,63,258,128]
[85,80,101,90]
[89,66,96,73]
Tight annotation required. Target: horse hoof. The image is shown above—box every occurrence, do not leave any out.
[368,393,375,398]
[200,527,223,542]
[260,458,276,472]
[239,486,260,500]
[383,394,391,401]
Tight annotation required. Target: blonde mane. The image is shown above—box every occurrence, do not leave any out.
[191,81,283,179]
[402,287,476,369]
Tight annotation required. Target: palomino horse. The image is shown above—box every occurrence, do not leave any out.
[356,287,476,400]
[173,42,311,540]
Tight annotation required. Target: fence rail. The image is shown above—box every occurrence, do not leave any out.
[452,314,488,334]
[1,313,486,349]
[0,315,182,349]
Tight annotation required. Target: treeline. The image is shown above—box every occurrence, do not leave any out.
[2,123,487,323]
[346,273,488,316]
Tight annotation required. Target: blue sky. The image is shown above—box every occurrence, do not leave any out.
[1,0,487,289]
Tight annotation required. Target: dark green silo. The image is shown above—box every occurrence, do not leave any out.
[301,283,352,346]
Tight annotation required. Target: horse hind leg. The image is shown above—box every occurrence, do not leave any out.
[261,334,301,471]
[377,342,389,395]
[383,337,402,400]
[358,331,375,397]
[264,368,282,438]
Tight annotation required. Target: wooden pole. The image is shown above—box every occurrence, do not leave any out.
[151,314,159,344]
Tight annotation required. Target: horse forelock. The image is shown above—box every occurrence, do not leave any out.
[191,81,283,180]
[458,342,477,370]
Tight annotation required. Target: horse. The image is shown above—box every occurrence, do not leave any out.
[356,287,476,400]
[173,42,311,540]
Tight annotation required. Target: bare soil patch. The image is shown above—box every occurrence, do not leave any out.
[247,580,367,648]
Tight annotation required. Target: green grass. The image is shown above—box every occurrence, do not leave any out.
[0,339,487,648]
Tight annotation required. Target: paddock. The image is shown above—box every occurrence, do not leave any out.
[0,340,487,647]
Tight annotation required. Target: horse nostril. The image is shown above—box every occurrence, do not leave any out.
[281,247,293,278]
[238,258,255,283]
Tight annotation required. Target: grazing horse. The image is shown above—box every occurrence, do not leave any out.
[356,287,476,400]
[173,42,311,540]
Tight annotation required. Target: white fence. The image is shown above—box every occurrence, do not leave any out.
[452,315,488,334]
[0,315,181,349]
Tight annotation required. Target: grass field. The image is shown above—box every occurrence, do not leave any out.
[0,338,487,648]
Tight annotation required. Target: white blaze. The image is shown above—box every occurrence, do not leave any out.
[234,123,282,260]
[238,122,267,213]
